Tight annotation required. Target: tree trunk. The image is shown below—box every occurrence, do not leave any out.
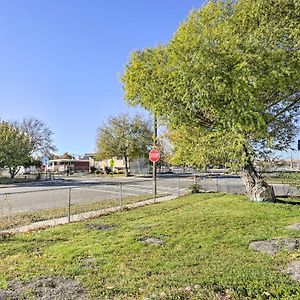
[124,156,129,177]
[10,170,15,179]
[9,167,17,179]
[239,161,275,202]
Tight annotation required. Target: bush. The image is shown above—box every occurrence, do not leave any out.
[90,166,97,174]
[190,183,202,193]
[104,166,112,175]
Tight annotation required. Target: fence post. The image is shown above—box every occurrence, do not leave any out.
[119,183,123,210]
[68,188,71,223]
[193,174,197,185]
[177,177,180,197]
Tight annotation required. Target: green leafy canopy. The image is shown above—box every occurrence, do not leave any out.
[96,114,153,162]
[0,122,32,178]
[122,0,300,168]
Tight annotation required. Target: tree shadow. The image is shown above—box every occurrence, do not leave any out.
[274,196,300,205]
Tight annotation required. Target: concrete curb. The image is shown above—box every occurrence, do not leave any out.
[1,194,179,235]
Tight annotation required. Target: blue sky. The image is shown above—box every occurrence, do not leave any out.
[0,0,297,161]
[0,0,205,155]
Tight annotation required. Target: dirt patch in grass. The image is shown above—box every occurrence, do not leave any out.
[139,236,165,245]
[0,276,87,300]
[286,223,300,230]
[285,261,300,282]
[86,223,116,231]
[80,257,96,269]
[249,238,300,255]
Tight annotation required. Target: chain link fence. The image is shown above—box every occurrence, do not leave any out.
[0,177,194,232]
[193,173,298,196]
[0,174,295,233]
[194,174,246,194]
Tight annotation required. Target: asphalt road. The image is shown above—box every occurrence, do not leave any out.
[0,174,297,217]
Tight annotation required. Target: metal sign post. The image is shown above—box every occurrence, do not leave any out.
[154,115,157,200]
[149,115,160,201]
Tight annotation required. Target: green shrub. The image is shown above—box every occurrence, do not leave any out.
[190,183,202,193]
[90,166,97,174]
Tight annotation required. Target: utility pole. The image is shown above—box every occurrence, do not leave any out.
[153,114,157,199]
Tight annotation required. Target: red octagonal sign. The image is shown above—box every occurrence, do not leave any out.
[149,149,160,162]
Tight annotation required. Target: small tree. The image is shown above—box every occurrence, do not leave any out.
[96,114,152,176]
[0,122,31,178]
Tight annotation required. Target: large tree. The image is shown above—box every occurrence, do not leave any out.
[0,122,31,178]
[122,0,300,201]
[96,114,153,176]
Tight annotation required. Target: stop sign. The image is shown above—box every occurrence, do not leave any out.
[149,149,160,162]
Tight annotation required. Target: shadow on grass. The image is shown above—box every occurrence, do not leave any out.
[275,196,300,205]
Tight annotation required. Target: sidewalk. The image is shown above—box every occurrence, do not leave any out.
[1,194,178,235]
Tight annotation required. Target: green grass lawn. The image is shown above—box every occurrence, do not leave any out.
[1,193,300,299]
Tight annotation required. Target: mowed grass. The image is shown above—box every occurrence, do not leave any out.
[1,193,300,299]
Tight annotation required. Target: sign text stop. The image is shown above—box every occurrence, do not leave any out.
[149,149,160,163]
